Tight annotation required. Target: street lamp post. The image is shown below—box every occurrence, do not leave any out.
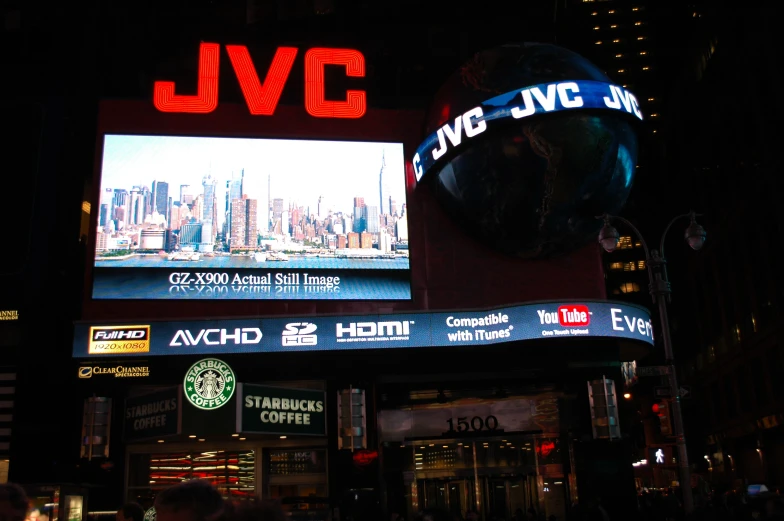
[598,211,707,515]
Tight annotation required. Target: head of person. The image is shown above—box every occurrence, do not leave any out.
[117,503,145,521]
[416,509,450,521]
[223,498,284,521]
[0,484,28,521]
[154,481,224,521]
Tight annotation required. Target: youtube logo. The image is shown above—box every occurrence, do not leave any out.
[557,305,591,327]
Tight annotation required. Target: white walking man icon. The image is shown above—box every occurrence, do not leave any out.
[655,448,665,464]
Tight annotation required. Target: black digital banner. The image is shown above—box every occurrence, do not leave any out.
[237,384,326,436]
[74,300,654,358]
[124,387,182,441]
[92,267,411,300]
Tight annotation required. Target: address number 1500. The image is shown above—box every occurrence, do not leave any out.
[446,416,499,433]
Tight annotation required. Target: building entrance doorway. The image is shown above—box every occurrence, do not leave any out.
[418,475,537,520]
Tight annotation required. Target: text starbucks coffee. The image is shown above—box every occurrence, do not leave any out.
[244,395,324,425]
[126,398,178,430]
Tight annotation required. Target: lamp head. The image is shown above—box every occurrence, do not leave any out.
[598,216,620,253]
[684,213,707,251]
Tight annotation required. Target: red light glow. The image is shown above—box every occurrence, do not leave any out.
[154,42,220,114]
[536,441,556,457]
[352,449,378,466]
[226,45,298,116]
[304,48,367,119]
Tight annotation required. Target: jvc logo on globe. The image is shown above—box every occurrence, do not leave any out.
[537,305,591,327]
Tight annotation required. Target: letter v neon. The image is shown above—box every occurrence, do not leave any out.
[442,116,463,146]
[226,46,298,115]
[186,330,204,346]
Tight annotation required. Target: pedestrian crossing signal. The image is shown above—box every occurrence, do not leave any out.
[652,400,672,436]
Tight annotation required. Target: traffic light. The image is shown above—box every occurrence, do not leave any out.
[652,400,672,436]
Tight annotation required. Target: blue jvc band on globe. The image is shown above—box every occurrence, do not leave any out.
[412,80,644,183]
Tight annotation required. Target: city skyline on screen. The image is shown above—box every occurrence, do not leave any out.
[100,134,407,229]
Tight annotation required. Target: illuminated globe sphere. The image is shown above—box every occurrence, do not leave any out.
[424,43,640,257]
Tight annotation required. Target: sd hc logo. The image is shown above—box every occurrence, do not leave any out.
[282,323,318,346]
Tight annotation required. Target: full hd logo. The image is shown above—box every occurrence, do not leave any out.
[88,325,151,354]
[282,323,318,346]
[170,328,263,347]
[335,321,413,343]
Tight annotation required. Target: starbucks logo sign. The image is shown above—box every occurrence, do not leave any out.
[144,508,156,521]
[184,358,236,410]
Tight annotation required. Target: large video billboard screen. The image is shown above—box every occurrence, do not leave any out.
[92,134,410,300]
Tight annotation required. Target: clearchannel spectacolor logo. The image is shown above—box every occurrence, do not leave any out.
[88,325,151,354]
[282,322,318,346]
[78,365,150,378]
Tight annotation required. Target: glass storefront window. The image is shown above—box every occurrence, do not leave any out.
[128,450,256,503]
[410,440,537,471]
[263,449,328,498]
[264,449,329,521]
[383,437,565,521]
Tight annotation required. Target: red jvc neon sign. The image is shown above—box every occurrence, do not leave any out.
[153,43,367,119]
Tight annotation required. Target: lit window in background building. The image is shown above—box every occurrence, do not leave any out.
[617,236,633,249]
[620,282,641,293]
[615,54,623,58]
[609,262,623,271]
[595,41,603,45]
[734,325,742,343]
[635,21,643,26]
[650,113,658,117]
[632,7,639,11]
[637,36,646,40]
[613,39,621,43]
[592,12,598,15]
[638,260,646,269]
[608,9,615,13]
[751,314,758,333]
[623,262,637,272]
[610,24,618,28]
[648,97,655,101]
[594,26,600,30]
[617,69,626,73]
[642,66,650,70]
[639,51,647,55]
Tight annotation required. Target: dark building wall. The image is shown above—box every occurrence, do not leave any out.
[664,5,784,486]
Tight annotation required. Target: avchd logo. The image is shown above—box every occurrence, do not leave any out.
[336,321,413,342]
[170,328,262,347]
[537,305,591,327]
[282,322,318,346]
